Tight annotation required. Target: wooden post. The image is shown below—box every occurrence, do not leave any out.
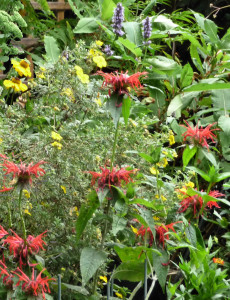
[57,0,65,22]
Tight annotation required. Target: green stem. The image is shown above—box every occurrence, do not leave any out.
[206,182,212,195]
[194,149,200,191]
[18,188,27,241]
[7,202,12,228]
[110,120,120,171]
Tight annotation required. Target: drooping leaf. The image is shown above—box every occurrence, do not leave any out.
[118,37,142,57]
[184,82,230,92]
[152,248,169,291]
[73,18,99,34]
[112,261,146,282]
[44,36,61,63]
[80,247,107,286]
[106,93,123,128]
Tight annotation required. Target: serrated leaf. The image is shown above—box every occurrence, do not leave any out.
[112,215,127,235]
[44,36,61,64]
[73,18,99,34]
[152,249,169,291]
[112,261,146,282]
[180,63,193,88]
[80,248,107,286]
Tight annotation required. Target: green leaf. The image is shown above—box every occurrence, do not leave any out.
[152,249,169,291]
[138,153,154,164]
[118,37,142,57]
[44,36,60,64]
[186,166,211,182]
[180,63,193,89]
[73,18,99,34]
[184,83,230,92]
[182,146,197,170]
[190,44,204,74]
[167,92,200,118]
[97,187,109,204]
[200,148,217,167]
[153,15,178,30]
[212,89,230,117]
[182,32,207,54]
[106,93,123,128]
[204,19,219,43]
[129,198,154,209]
[80,247,107,286]
[76,190,99,243]
[61,283,89,296]
[122,95,131,125]
[146,56,179,72]
[218,115,230,135]
[185,224,197,248]
[216,172,230,182]
[112,215,127,235]
[112,261,146,282]
[101,0,116,20]
[123,22,142,46]
[137,207,155,239]
[150,145,162,164]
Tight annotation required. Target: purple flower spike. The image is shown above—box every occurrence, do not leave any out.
[142,16,152,43]
[112,3,125,37]
[103,45,114,56]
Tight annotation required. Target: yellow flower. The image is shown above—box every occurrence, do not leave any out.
[74,206,79,216]
[0,138,3,144]
[115,292,123,299]
[96,228,102,240]
[37,72,45,79]
[51,131,63,142]
[75,65,84,76]
[77,73,89,84]
[96,40,103,47]
[150,167,159,175]
[153,216,160,221]
[129,119,137,127]
[131,225,138,234]
[99,276,107,283]
[94,98,102,106]
[93,56,107,68]
[162,157,168,168]
[155,194,159,199]
[162,150,168,156]
[61,268,66,272]
[40,67,46,72]
[24,209,31,216]
[23,189,30,199]
[62,88,75,102]
[53,106,60,111]
[173,151,178,158]
[169,135,175,145]
[185,182,195,188]
[11,59,31,77]
[161,195,167,201]
[61,185,66,194]
[52,141,63,150]
[88,49,101,57]
[4,78,28,92]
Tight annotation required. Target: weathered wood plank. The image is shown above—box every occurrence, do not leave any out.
[30,2,71,11]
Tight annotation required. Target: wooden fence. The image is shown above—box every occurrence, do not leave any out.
[0,0,71,80]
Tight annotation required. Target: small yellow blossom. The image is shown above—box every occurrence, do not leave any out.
[153,216,160,221]
[150,167,159,175]
[37,72,45,79]
[169,134,175,145]
[24,209,31,216]
[62,88,75,102]
[162,157,168,168]
[173,151,178,158]
[61,268,66,272]
[23,189,30,199]
[95,155,101,162]
[77,73,89,84]
[99,276,108,283]
[40,67,46,72]
[74,206,79,216]
[0,138,3,144]
[131,225,138,234]
[129,119,137,127]
[161,195,167,201]
[53,106,60,111]
[96,228,102,240]
[61,185,66,194]
[11,59,31,77]
[4,78,28,92]
[185,182,195,188]
[93,56,107,68]
[96,40,103,47]
[75,65,84,76]
[162,150,168,156]
[88,49,101,57]
[115,292,123,299]
[155,194,159,199]
[51,131,63,142]
[94,98,102,106]
[52,141,63,150]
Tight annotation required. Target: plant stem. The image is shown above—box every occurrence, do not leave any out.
[194,149,200,191]
[110,120,120,171]
[7,202,12,228]
[18,188,27,241]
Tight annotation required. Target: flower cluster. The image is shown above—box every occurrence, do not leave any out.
[75,65,89,84]
[88,166,136,190]
[88,47,107,69]
[181,121,219,149]
[142,17,152,45]
[112,3,125,36]
[0,154,46,188]
[97,70,147,96]
[51,131,63,150]
[103,44,114,56]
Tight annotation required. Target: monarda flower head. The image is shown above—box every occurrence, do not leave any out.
[181,121,219,149]
[88,166,136,190]
[142,16,152,45]
[13,268,55,300]
[0,261,14,289]
[3,230,47,269]
[97,70,147,96]
[0,154,46,188]
[112,3,125,36]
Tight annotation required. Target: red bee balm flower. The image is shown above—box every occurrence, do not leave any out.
[0,260,14,289]
[0,154,46,187]
[97,70,147,96]
[88,166,136,190]
[3,230,47,268]
[181,121,219,149]
[0,225,8,239]
[13,268,55,300]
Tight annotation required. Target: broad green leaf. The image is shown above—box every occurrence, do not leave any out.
[112,215,127,235]
[106,93,123,128]
[138,153,154,164]
[218,115,230,135]
[184,83,230,92]
[182,32,207,54]
[190,44,203,74]
[73,18,99,34]
[180,63,193,89]
[61,283,89,296]
[216,172,230,182]
[152,249,169,291]
[153,15,178,30]
[112,261,146,282]
[118,38,142,57]
[123,22,142,46]
[186,166,211,182]
[101,0,116,20]
[142,0,157,16]
[212,89,230,117]
[129,198,154,208]
[200,149,217,167]
[80,248,107,286]
[167,92,200,118]
[150,145,162,164]
[44,36,60,64]
[137,207,155,239]
[76,190,99,242]
[182,146,197,170]
[204,19,219,43]
[122,95,131,125]
[97,187,109,204]
[68,0,83,19]
[185,224,197,247]
[146,56,178,72]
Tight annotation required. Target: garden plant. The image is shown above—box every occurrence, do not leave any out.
[0,0,230,299]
